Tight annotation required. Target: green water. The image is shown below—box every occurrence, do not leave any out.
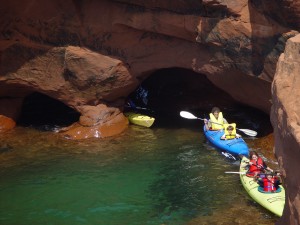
[0,126,277,225]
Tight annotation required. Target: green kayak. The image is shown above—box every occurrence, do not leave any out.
[239,156,285,216]
[124,112,155,128]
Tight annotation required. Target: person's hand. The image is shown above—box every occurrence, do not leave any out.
[204,119,208,124]
[275,171,281,176]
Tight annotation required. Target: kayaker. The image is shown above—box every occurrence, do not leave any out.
[204,107,228,130]
[220,124,241,140]
[125,99,137,109]
[246,151,274,177]
[257,173,281,192]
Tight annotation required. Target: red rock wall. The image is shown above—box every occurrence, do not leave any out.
[1,0,300,222]
[272,34,300,225]
[0,0,298,138]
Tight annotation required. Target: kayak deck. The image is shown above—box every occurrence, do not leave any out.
[124,112,155,128]
[239,156,285,216]
[203,126,249,157]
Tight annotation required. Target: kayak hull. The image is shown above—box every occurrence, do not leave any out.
[239,156,285,216]
[203,126,249,157]
[124,112,155,128]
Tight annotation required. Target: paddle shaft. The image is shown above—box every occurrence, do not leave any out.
[226,171,281,177]
[192,117,227,127]
[225,171,246,174]
[201,118,247,134]
[180,113,229,126]
[179,111,257,136]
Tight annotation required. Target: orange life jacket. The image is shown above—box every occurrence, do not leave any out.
[248,157,265,174]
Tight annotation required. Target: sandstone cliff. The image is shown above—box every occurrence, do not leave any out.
[1,0,297,139]
[1,0,300,224]
[272,35,300,225]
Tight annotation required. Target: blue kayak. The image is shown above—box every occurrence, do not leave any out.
[203,126,249,157]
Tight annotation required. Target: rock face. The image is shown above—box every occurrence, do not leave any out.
[0,45,133,138]
[271,34,300,225]
[0,115,16,132]
[0,2,298,129]
[1,0,300,222]
[1,0,297,138]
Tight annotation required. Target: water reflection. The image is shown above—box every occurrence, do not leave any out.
[0,126,278,224]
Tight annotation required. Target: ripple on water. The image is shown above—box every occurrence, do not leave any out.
[0,126,279,224]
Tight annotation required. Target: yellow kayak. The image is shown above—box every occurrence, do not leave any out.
[239,156,285,216]
[124,112,155,128]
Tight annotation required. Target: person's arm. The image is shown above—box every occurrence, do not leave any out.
[263,161,274,172]
[236,133,241,138]
[204,119,210,130]
[275,179,281,186]
[276,175,282,184]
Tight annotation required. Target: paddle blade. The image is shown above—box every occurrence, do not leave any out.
[238,129,257,137]
[179,111,198,119]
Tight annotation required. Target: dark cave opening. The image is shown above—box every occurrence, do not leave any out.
[127,67,272,136]
[15,68,272,136]
[17,92,80,131]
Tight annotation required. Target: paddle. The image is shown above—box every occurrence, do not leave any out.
[179,111,257,137]
[125,100,153,112]
[225,172,281,178]
[225,171,246,174]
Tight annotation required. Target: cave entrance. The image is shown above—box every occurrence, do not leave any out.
[17,92,80,131]
[127,68,272,135]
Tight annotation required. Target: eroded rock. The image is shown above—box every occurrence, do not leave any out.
[271,34,300,225]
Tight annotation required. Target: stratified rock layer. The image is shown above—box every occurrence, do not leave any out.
[1,0,300,223]
[0,45,134,138]
[272,34,300,225]
[1,0,297,139]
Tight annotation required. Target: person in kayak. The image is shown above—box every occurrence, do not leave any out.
[257,173,282,192]
[220,124,241,140]
[204,107,228,130]
[246,151,274,177]
[125,99,137,109]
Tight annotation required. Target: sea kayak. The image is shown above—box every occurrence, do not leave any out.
[239,156,285,216]
[203,126,249,157]
[124,112,155,128]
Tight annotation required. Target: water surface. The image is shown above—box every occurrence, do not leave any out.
[0,126,278,225]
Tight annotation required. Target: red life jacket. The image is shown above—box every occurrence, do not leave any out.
[263,177,277,192]
[248,158,264,175]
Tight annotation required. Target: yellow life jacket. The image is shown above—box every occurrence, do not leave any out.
[223,123,237,139]
[209,112,224,130]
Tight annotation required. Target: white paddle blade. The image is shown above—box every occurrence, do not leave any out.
[179,111,198,119]
[225,171,246,174]
[238,129,257,137]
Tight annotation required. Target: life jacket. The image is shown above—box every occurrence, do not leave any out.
[247,157,265,176]
[263,177,277,192]
[223,123,237,139]
[209,112,224,130]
